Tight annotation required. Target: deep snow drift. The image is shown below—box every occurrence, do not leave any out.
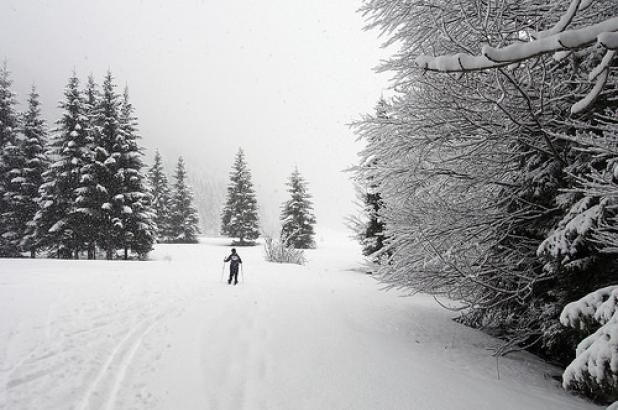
[0,234,600,409]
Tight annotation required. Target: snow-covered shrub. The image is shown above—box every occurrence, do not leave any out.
[561,286,618,402]
[263,237,305,265]
[356,0,618,371]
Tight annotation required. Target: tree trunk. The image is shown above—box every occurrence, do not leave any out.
[87,243,95,260]
[30,248,35,259]
[124,246,128,260]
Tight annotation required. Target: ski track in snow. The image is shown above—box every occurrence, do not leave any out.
[0,235,602,410]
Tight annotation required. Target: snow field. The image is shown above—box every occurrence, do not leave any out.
[0,235,601,409]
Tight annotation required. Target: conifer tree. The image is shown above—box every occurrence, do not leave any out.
[94,70,124,259]
[355,99,387,258]
[359,190,385,258]
[33,73,91,258]
[0,137,26,257]
[0,63,23,256]
[19,87,49,257]
[116,87,156,258]
[169,156,200,243]
[148,150,173,242]
[221,148,259,245]
[280,168,316,249]
[0,63,22,256]
[77,74,103,259]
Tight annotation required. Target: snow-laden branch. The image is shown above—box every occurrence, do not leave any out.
[532,0,592,39]
[415,16,618,72]
[416,15,618,114]
[572,50,615,114]
[560,286,618,395]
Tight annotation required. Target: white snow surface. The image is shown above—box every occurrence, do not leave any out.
[0,234,600,410]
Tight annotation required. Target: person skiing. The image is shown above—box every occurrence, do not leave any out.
[224,248,242,285]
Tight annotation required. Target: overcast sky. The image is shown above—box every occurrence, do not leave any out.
[0,0,390,234]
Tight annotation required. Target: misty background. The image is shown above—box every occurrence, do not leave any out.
[0,0,390,237]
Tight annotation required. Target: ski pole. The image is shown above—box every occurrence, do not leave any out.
[221,262,226,283]
[241,264,245,284]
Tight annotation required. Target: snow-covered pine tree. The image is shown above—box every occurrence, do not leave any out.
[354,98,387,259]
[32,72,91,258]
[19,87,49,258]
[280,167,316,249]
[0,63,23,256]
[76,74,104,259]
[147,150,173,242]
[0,134,27,257]
[116,86,156,258]
[359,190,384,257]
[221,148,259,245]
[93,70,124,259]
[169,156,199,243]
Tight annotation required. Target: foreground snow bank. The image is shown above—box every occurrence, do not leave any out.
[0,235,600,409]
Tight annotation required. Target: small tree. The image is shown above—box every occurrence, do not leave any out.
[280,168,316,249]
[353,98,387,259]
[148,150,173,242]
[359,189,385,258]
[169,157,200,243]
[221,148,259,245]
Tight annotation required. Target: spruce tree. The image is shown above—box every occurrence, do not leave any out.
[169,156,200,243]
[359,191,385,257]
[33,73,91,258]
[357,99,387,258]
[147,150,173,242]
[116,86,156,258]
[77,74,103,259]
[0,136,26,257]
[280,168,316,249]
[94,70,123,259]
[0,62,22,256]
[221,148,259,245]
[19,87,49,257]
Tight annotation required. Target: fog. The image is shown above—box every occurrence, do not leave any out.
[0,0,389,235]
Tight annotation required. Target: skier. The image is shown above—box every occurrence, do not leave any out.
[224,248,242,285]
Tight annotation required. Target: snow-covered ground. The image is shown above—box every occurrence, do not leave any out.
[0,234,600,410]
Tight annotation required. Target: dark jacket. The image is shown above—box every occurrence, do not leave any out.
[224,253,242,272]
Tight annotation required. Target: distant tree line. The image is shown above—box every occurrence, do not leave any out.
[0,64,201,259]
